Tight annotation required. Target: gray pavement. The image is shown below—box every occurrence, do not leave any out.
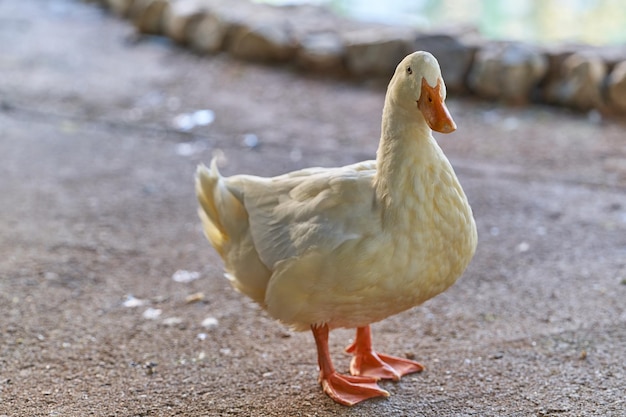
[1,1,625,416]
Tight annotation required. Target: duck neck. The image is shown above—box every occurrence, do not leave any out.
[374,96,434,212]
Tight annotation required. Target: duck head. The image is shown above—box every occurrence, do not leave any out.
[389,51,456,134]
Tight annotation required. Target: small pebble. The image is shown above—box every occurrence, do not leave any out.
[144,362,158,376]
[162,317,184,326]
[172,110,215,131]
[44,272,59,281]
[185,292,205,304]
[201,316,219,329]
[142,308,162,320]
[172,113,194,131]
[243,133,260,149]
[172,270,200,283]
[192,109,215,126]
[175,142,206,157]
[123,295,146,308]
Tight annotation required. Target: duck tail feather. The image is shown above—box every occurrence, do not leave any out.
[196,158,228,256]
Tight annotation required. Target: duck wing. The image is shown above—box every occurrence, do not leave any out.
[226,160,379,271]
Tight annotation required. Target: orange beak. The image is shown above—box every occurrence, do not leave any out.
[417,78,456,133]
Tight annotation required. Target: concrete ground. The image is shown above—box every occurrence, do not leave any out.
[1,1,625,416]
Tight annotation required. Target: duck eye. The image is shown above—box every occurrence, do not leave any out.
[407,66,412,75]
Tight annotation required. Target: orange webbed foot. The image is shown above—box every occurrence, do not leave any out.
[347,349,425,380]
[346,326,424,381]
[320,372,389,406]
[312,324,391,406]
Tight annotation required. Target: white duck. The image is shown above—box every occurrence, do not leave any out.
[196,51,477,406]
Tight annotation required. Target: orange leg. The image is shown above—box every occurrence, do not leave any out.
[311,324,389,406]
[345,326,424,381]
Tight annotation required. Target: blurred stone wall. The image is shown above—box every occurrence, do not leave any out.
[87,0,626,115]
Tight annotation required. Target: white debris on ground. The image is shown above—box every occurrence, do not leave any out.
[201,316,219,330]
[162,317,184,326]
[172,269,201,283]
[123,295,147,308]
[242,133,260,149]
[185,292,205,303]
[175,141,207,156]
[142,307,163,320]
[172,109,215,131]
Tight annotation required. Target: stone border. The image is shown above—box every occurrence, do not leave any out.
[87,0,626,115]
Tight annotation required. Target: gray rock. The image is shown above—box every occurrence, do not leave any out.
[583,45,626,68]
[131,0,168,35]
[296,32,345,74]
[281,4,349,36]
[105,0,134,16]
[162,0,211,44]
[546,53,607,110]
[413,33,476,93]
[343,27,415,78]
[98,0,624,115]
[607,61,626,112]
[193,2,252,52]
[542,46,577,92]
[468,42,548,104]
[229,22,297,63]
[189,11,229,54]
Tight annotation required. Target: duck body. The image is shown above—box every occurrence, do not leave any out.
[198,137,474,331]
[196,51,477,405]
